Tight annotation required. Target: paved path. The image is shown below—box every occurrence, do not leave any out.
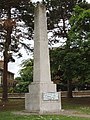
[13,110,90,118]
[59,110,90,118]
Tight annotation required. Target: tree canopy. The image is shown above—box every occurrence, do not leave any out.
[19,58,33,82]
[69,4,90,82]
[0,0,33,101]
[50,2,90,97]
[0,0,90,98]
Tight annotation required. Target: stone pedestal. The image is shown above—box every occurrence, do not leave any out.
[25,3,61,114]
[25,83,61,114]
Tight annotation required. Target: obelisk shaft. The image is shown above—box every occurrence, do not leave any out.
[33,4,51,83]
[25,3,61,113]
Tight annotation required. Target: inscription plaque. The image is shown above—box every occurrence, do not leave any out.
[43,92,59,101]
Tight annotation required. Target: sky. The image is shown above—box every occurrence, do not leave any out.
[86,0,90,3]
[8,50,32,77]
[31,0,42,2]
[87,0,90,3]
[8,0,90,78]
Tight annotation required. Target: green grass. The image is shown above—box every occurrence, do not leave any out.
[0,111,90,120]
[0,97,90,120]
[62,97,90,114]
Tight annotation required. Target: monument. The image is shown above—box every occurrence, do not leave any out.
[25,2,61,114]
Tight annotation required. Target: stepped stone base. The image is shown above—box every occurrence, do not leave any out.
[25,82,61,114]
[25,4,61,114]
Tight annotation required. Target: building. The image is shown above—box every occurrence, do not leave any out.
[0,60,17,87]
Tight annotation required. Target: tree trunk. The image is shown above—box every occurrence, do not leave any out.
[67,79,73,98]
[2,7,11,102]
[2,50,8,101]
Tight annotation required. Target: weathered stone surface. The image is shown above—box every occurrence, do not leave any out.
[33,4,51,83]
[25,3,61,114]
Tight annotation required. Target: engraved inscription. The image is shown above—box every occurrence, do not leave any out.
[43,92,59,101]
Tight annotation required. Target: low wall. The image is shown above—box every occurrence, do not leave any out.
[0,91,90,98]
[61,90,90,97]
[0,93,25,99]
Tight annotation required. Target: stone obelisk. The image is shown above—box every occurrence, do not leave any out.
[25,3,61,114]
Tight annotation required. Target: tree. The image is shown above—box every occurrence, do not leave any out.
[0,0,33,101]
[19,0,85,43]
[19,58,33,82]
[45,0,85,43]
[46,0,88,98]
[0,0,88,99]
[46,0,87,97]
[69,5,90,84]
[50,2,90,96]
[15,0,90,98]
[14,58,33,93]
[16,0,88,98]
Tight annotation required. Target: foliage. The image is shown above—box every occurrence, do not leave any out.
[15,77,22,81]
[16,0,85,44]
[19,58,33,82]
[14,59,33,93]
[50,48,80,87]
[14,81,29,93]
[50,2,90,97]
[45,0,85,44]
[0,0,88,58]
[69,5,90,83]
[0,0,34,60]
[0,0,33,98]
[0,0,89,97]
[69,5,90,46]
[50,44,90,91]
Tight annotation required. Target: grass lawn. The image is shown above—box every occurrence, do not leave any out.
[0,111,90,120]
[0,97,90,120]
[62,97,90,114]
[0,99,25,111]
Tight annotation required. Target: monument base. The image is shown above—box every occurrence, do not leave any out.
[25,82,61,114]
[25,4,61,114]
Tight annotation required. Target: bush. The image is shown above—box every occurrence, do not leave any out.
[14,82,29,93]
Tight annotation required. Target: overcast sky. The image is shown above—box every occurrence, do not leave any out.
[86,0,90,2]
[31,0,42,2]
[8,0,90,78]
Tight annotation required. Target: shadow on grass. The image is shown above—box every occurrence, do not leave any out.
[0,99,25,111]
